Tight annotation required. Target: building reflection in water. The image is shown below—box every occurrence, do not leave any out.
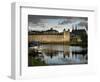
[28,44,88,66]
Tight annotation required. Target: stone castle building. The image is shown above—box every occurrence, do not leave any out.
[28,28,70,44]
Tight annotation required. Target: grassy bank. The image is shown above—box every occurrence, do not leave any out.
[40,41,87,47]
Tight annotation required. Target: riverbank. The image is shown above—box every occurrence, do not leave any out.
[39,42,87,47]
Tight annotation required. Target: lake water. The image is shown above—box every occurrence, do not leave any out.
[28,44,88,66]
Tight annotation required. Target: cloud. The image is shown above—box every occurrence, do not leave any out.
[28,15,88,31]
[58,17,87,25]
[58,19,74,25]
[78,21,88,30]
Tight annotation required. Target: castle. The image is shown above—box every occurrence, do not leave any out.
[28,28,70,44]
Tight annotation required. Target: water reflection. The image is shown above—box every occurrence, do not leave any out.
[28,44,88,66]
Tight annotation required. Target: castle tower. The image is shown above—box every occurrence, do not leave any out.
[63,28,70,42]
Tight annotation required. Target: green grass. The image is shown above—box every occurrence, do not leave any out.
[31,58,47,66]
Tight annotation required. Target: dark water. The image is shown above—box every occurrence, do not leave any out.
[28,44,88,66]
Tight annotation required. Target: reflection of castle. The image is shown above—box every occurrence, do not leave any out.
[28,28,70,43]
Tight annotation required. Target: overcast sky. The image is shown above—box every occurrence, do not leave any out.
[28,15,88,32]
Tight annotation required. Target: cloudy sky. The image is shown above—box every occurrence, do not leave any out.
[28,15,88,32]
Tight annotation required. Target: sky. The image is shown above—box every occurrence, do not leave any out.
[28,15,88,32]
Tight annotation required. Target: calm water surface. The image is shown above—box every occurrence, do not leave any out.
[29,44,88,66]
